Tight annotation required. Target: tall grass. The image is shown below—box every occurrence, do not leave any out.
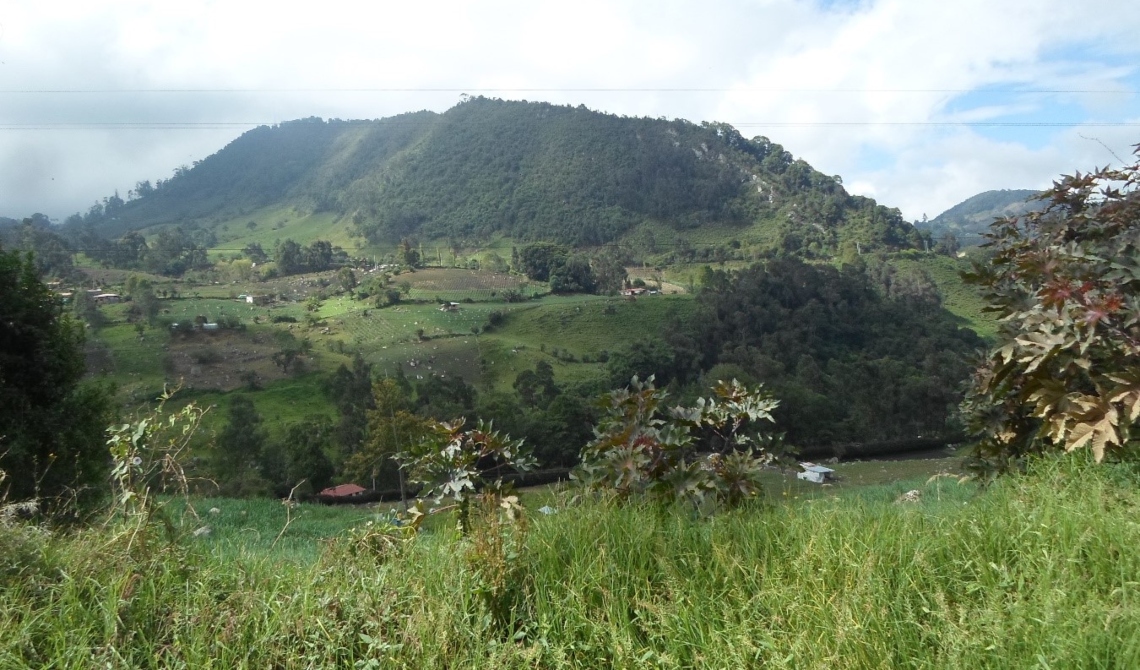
[2,456,1138,668]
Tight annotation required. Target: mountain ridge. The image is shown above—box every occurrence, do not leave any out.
[67,98,925,259]
[919,188,1043,244]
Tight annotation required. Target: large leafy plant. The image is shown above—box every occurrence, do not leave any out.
[574,376,782,506]
[394,418,535,534]
[962,147,1140,470]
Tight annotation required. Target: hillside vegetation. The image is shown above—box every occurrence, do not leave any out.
[919,189,1043,245]
[2,456,1137,667]
[68,98,924,259]
[2,98,1000,495]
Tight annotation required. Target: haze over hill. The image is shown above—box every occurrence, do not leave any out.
[68,98,924,259]
[919,189,1044,245]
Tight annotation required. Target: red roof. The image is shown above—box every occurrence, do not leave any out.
[319,483,368,497]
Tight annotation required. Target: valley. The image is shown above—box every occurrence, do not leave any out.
[4,5,1139,665]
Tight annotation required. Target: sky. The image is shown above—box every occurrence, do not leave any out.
[1,0,1138,223]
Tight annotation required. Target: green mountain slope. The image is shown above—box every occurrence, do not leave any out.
[919,189,1043,245]
[72,98,922,258]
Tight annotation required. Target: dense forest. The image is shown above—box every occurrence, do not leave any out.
[595,258,983,449]
[64,98,924,259]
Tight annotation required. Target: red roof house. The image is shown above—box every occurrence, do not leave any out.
[319,483,368,498]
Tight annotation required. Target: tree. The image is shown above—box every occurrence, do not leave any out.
[0,247,114,511]
[606,339,681,388]
[132,179,154,199]
[549,254,597,294]
[242,242,268,263]
[276,239,305,275]
[961,149,1140,471]
[513,360,558,408]
[214,395,269,496]
[400,238,421,268]
[324,354,375,458]
[346,378,431,492]
[124,275,161,326]
[518,242,568,282]
[591,248,628,294]
[305,240,334,272]
[15,217,74,278]
[934,232,960,256]
[337,267,358,293]
[71,287,106,330]
[280,416,335,496]
[146,227,207,276]
[109,231,148,269]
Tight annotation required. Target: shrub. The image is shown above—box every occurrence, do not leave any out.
[574,376,783,507]
[394,418,535,535]
[962,147,1140,471]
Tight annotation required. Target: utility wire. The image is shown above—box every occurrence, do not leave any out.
[1,87,1133,94]
[1,121,1137,131]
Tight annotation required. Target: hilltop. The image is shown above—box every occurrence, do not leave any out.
[919,188,1043,245]
[68,98,923,260]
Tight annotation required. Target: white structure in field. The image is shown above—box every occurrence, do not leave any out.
[796,462,835,484]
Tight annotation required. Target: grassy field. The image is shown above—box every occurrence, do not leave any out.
[3,455,1137,668]
[477,294,698,389]
[206,205,359,255]
[79,249,992,399]
[90,321,172,403]
[399,267,543,302]
[891,254,996,339]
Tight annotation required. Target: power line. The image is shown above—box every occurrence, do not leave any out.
[1,121,1137,131]
[733,122,1140,128]
[1,87,1133,94]
[0,123,263,130]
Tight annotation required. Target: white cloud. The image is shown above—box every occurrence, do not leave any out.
[0,0,1137,220]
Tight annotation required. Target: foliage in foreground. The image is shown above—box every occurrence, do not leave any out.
[394,417,536,534]
[574,376,783,507]
[1,456,1137,668]
[963,147,1140,470]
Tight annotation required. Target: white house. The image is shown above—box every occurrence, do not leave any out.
[796,462,836,484]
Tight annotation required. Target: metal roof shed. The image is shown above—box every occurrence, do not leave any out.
[796,462,836,484]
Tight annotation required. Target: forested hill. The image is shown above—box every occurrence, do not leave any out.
[919,189,1043,245]
[72,97,922,254]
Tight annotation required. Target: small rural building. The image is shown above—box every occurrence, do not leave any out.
[620,288,647,297]
[796,462,836,484]
[94,293,122,305]
[246,295,273,306]
[318,483,369,501]
[439,302,461,312]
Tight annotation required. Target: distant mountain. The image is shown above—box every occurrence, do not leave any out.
[69,98,923,258]
[920,189,1044,245]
